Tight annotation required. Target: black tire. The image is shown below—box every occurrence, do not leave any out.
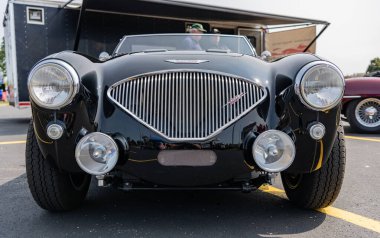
[281,124,346,209]
[26,120,91,211]
[346,98,380,133]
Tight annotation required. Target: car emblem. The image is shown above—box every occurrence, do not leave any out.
[224,92,247,107]
[165,59,210,64]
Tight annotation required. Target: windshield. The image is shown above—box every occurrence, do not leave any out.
[114,34,256,56]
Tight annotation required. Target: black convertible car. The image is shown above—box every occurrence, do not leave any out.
[26,34,346,211]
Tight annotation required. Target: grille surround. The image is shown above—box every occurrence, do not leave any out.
[107,70,267,142]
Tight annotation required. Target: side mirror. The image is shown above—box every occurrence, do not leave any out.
[260,51,272,61]
[99,51,110,61]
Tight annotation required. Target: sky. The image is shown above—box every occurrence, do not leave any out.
[1,0,379,75]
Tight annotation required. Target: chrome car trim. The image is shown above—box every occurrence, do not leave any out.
[165,59,210,64]
[114,34,257,56]
[27,59,80,110]
[343,95,361,99]
[107,69,267,142]
[294,61,345,111]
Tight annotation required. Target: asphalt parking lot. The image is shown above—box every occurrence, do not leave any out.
[0,104,379,238]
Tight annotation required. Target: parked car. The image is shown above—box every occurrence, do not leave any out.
[342,76,380,133]
[26,34,346,211]
[366,71,380,77]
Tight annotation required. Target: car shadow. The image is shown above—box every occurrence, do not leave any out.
[0,174,326,237]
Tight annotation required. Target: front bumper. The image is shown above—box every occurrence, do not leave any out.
[31,92,341,186]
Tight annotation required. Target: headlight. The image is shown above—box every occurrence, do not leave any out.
[295,61,344,111]
[27,59,79,109]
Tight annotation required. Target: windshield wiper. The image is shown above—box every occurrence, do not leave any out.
[113,49,168,58]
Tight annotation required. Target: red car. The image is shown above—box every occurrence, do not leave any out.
[342,76,380,133]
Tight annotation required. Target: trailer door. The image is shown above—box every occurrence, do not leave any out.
[4,3,18,106]
[265,26,316,59]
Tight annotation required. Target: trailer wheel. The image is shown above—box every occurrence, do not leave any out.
[26,120,91,211]
[281,124,346,209]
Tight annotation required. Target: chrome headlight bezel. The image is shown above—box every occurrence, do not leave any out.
[27,59,80,109]
[294,61,345,111]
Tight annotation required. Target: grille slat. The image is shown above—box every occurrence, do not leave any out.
[108,71,266,141]
[197,73,200,138]
[200,73,204,137]
[180,73,183,138]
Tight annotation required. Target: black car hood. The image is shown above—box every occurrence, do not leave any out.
[54,50,320,93]
[100,51,271,86]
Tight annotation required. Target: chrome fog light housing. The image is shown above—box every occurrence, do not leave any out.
[47,124,64,140]
[75,132,119,175]
[252,130,295,172]
[295,61,344,111]
[309,123,326,140]
[27,59,79,109]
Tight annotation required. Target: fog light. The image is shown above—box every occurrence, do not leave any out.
[75,132,119,175]
[309,123,326,140]
[47,124,64,140]
[252,130,295,172]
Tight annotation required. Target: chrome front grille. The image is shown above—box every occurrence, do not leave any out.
[107,70,267,141]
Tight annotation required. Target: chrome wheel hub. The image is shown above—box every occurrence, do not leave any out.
[355,98,380,127]
[364,106,377,119]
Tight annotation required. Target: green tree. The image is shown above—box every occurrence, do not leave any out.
[366,57,380,73]
[0,37,6,77]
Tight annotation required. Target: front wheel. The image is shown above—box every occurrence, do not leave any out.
[25,120,91,211]
[346,98,380,133]
[281,124,346,209]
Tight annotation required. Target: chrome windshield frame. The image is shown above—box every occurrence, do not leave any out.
[113,33,257,56]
